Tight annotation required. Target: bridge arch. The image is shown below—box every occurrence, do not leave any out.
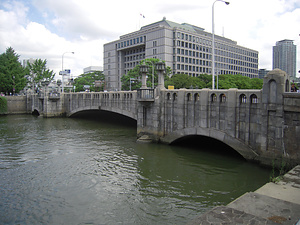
[160,127,259,161]
[69,109,137,126]
[32,109,40,116]
[68,107,137,120]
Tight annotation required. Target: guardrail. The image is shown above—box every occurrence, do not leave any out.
[48,92,60,101]
[137,89,154,102]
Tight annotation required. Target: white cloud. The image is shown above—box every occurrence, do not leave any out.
[0,0,299,79]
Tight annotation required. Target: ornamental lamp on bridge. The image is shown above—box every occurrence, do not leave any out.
[57,80,62,92]
[155,61,166,90]
[139,62,149,89]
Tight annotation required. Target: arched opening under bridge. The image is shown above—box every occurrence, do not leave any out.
[32,109,40,116]
[70,110,137,128]
[170,135,245,160]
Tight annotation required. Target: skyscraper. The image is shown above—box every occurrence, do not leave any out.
[273,39,297,79]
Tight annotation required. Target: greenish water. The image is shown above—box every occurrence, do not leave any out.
[0,114,270,224]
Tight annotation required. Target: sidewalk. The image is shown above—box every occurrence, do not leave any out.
[187,165,300,225]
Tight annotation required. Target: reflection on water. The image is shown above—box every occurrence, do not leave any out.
[0,115,270,225]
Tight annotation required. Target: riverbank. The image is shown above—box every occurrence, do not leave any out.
[187,165,300,224]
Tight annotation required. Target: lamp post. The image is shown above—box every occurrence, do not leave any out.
[147,61,155,89]
[155,61,166,90]
[129,78,136,91]
[61,51,74,93]
[212,0,229,90]
[57,80,62,92]
[139,62,149,89]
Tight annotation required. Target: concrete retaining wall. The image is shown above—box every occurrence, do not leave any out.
[4,96,28,114]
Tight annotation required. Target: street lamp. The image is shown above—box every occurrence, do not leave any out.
[212,0,229,90]
[129,78,136,91]
[61,51,74,93]
[139,62,149,89]
[155,61,166,90]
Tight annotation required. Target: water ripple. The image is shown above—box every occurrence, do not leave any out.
[0,115,271,225]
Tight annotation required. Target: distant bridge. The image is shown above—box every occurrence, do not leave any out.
[27,69,300,167]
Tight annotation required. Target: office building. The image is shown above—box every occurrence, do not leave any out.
[258,69,270,79]
[104,18,259,91]
[273,39,297,79]
[83,66,103,74]
[22,58,35,68]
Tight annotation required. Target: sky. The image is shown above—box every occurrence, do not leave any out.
[1,0,300,79]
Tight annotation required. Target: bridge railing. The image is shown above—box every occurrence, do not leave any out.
[48,92,60,101]
[137,89,154,102]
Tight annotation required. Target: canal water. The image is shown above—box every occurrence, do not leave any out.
[0,114,270,225]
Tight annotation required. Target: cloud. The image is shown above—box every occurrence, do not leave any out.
[31,0,131,41]
[0,0,299,79]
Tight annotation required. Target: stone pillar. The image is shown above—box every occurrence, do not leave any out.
[141,72,147,89]
[156,61,166,90]
[261,68,290,163]
[139,63,149,89]
[157,70,165,90]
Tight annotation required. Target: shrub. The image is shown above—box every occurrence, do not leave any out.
[0,97,7,114]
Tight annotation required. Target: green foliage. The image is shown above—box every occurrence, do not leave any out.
[121,58,172,91]
[0,97,7,114]
[165,73,206,89]
[249,78,264,89]
[26,59,55,90]
[0,47,27,94]
[121,59,262,90]
[269,159,287,183]
[149,72,263,90]
[73,71,105,92]
[216,74,263,89]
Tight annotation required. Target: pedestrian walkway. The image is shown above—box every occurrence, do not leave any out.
[187,165,300,225]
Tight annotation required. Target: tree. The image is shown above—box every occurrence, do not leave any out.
[217,74,263,89]
[121,58,172,90]
[73,71,105,92]
[0,47,27,94]
[165,73,206,89]
[249,78,263,89]
[26,59,55,91]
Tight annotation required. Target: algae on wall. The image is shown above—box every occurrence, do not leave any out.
[0,97,7,114]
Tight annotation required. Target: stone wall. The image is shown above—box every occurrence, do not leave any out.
[137,69,300,167]
[5,96,28,114]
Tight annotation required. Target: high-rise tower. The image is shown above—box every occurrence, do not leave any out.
[273,39,297,79]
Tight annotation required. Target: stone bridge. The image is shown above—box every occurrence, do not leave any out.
[28,69,300,167]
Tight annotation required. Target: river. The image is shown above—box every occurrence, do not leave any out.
[0,114,270,225]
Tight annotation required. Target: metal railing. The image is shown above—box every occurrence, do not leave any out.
[137,89,154,101]
[48,92,60,100]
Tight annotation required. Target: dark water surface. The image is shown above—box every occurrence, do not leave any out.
[0,115,270,224]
